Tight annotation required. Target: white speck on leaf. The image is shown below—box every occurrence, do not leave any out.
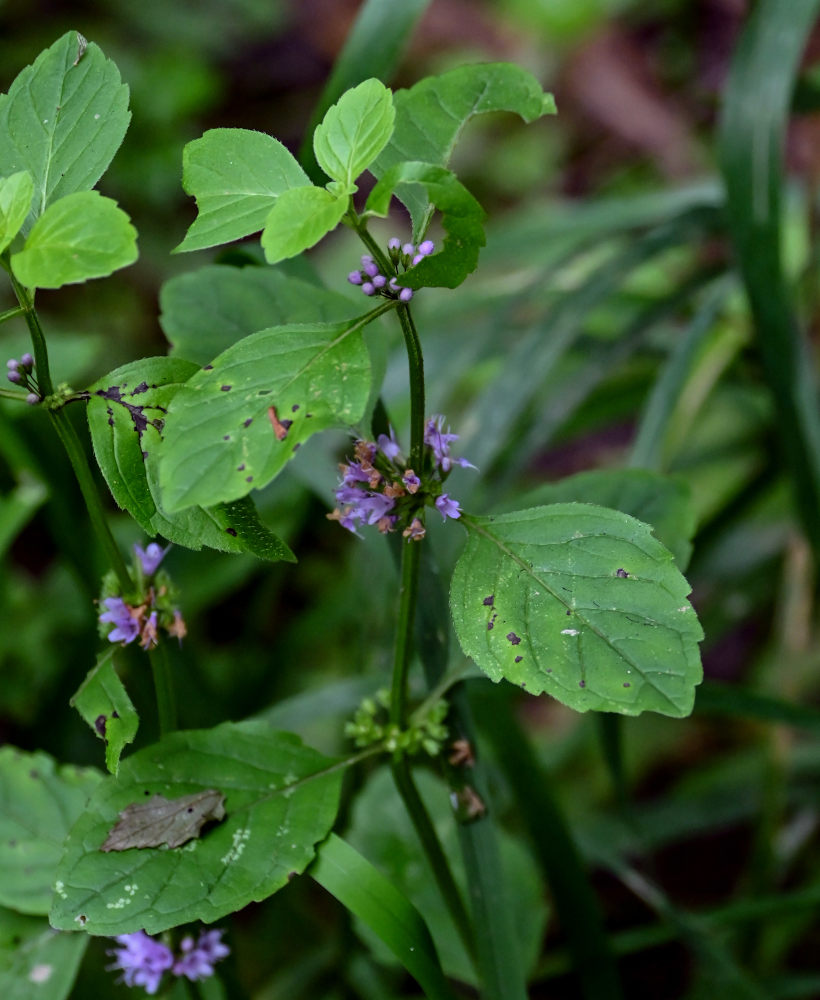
[29,964,52,984]
[561,628,580,637]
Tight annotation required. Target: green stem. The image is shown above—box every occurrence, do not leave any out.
[390,756,477,968]
[148,642,178,737]
[389,537,421,727]
[7,270,54,397]
[49,406,133,595]
[348,211,393,276]
[0,304,24,325]
[0,388,32,402]
[396,304,425,469]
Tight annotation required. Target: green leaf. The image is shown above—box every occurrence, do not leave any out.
[310,834,457,1000]
[0,172,33,253]
[0,31,130,234]
[345,767,547,986]
[50,722,343,935]
[69,648,139,776]
[0,907,88,1000]
[313,78,395,189]
[371,62,555,234]
[175,128,310,252]
[159,264,360,365]
[451,505,703,718]
[298,0,431,183]
[0,748,101,915]
[157,312,380,512]
[87,356,295,561]
[365,162,486,288]
[261,185,349,264]
[10,191,137,289]
[512,469,697,570]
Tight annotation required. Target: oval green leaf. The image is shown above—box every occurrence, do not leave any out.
[11,191,137,289]
[176,128,310,252]
[69,649,139,776]
[451,504,703,718]
[157,313,380,512]
[261,185,348,264]
[0,748,101,916]
[87,356,294,561]
[0,172,33,254]
[313,78,395,189]
[365,162,486,288]
[50,722,343,935]
[0,31,130,234]
[371,62,555,234]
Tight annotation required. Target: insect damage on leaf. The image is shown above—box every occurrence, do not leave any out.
[101,789,226,852]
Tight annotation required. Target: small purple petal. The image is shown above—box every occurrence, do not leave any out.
[134,542,168,576]
[377,427,402,461]
[435,494,461,520]
[108,931,174,995]
[402,470,421,492]
[99,597,139,645]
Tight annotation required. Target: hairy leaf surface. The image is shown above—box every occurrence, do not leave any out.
[0,31,130,234]
[176,128,310,252]
[313,78,395,189]
[87,357,294,561]
[261,185,348,264]
[158,313,379,512]
[0,748,101,915]
[50,722,343,935]
[451,504,703,717]
[11,191,137,288]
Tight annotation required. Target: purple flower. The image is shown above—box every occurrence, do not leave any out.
[362,282,376,296]
[140,610,159,650]
[423,415,476,473]
[26,393,40,405]
[388,237,401,250]
[173,929,230,983]
[372,274,386,288]
[108,931,174,995]
[7,369,21,384]
[398,287,413,302]
[134,542,168,576]
[435,493,461,521]
[377,427,402,461]
[418,240,435,256]
[20,352,33,369]
[99,597,139,645]
[348,270,363,285]
[402,242,415,256]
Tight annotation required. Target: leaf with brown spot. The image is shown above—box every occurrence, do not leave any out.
[101,789,225,851]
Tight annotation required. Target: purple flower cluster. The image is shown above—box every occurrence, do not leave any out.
[347,237,435,303]
[328,415,474,541]
[6,353,40,404]
[108,928,229,995]
[98,542,186,649]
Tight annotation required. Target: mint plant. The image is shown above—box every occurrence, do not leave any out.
[0,26,711,1000]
